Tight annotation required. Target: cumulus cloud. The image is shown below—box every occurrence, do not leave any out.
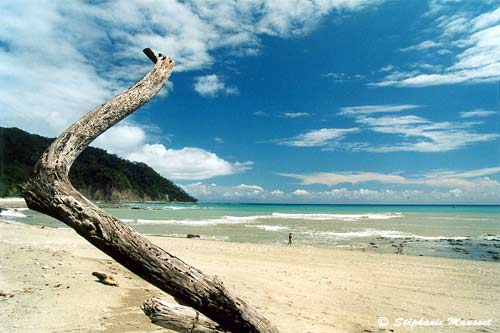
[92,124,251,180]
[182,171,500,203]
[127,144,252,180]
[0,0,383,137]
[234,184,265,192]
[180,182,269,201]
[93,125,147,155]
[193,74,238,97]
[292,189,311,196]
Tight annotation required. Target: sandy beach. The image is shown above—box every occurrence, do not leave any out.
[1,215,499,333]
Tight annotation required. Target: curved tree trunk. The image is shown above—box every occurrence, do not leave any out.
[21,49,278,333]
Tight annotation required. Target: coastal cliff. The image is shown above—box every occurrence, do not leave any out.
[0,127,196,202]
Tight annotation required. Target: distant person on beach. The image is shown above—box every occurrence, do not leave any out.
[288,232,293,246]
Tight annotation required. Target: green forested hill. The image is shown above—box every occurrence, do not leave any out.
[0,127,197,202]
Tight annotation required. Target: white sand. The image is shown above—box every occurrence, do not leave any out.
[0,221,498,332]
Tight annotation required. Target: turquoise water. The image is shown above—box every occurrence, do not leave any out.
[2,203,500,261]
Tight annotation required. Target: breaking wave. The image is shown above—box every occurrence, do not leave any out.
[120,212,403,226]
[0,209,27,218]
[269,212,403,221]
[307,229,470,241]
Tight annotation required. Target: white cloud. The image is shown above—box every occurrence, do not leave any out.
[214,137,224,143]
[181,173,500,203]
[276,128,358,147]
[93,125,147,155]
[281,172,407,186]
[380,64,395,72]
[277,104,497,153]
[157,81,174,98]
[399,40,442,52]
[422,166,500,179]
[374,5,500,87]
[281,112,311,118]
[0,0,382,137]
[280,166,500,190]
[234,184,264,192]
[459,109,497,118]
[180,182,267,201]
[193,74,238,97]
[322,72,365,82]
[353,114,497,152]
[127,144,252,180]
[292,189,310,196]
[339,104,421,115]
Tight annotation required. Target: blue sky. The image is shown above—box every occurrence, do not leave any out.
[1,0,500,203]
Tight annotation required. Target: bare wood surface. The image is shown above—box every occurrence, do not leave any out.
[143,297,225,333]
[21,49,278,333]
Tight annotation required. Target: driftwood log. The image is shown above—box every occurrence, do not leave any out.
[21,49,278,333]
[143,297,224,333]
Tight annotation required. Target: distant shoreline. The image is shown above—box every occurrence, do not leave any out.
[3,197,499,208]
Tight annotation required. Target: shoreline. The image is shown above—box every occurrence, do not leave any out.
[1,220,499,332]
[1,197,499,263]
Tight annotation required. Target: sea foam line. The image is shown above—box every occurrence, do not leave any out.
[270,212,404,221]
[251,224,289,232]
[120,212,404,226]
[0,209,27,218]
[306,229,470,241]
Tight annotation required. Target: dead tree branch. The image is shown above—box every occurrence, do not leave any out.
[21,48,278,333]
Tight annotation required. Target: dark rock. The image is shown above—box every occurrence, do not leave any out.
[187,234,200,239]
[453,247,469,254]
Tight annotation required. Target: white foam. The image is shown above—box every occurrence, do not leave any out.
[411,235,469,241]
[0,210,27,218]
[270,212,403,221]
[136,218,219,226]
[315,229,406,239]
[424,216,490,221]
[252,225,288,232]
[161,206,197,210]
[483,235,500,241]
[308,229,469,241]
[122,212,405,226]
[134,215,261,226]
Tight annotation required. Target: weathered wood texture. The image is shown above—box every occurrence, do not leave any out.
[143,297,225,333]
[21,49,278,333]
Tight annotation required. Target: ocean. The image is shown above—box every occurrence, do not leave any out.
[2,203,499,262]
